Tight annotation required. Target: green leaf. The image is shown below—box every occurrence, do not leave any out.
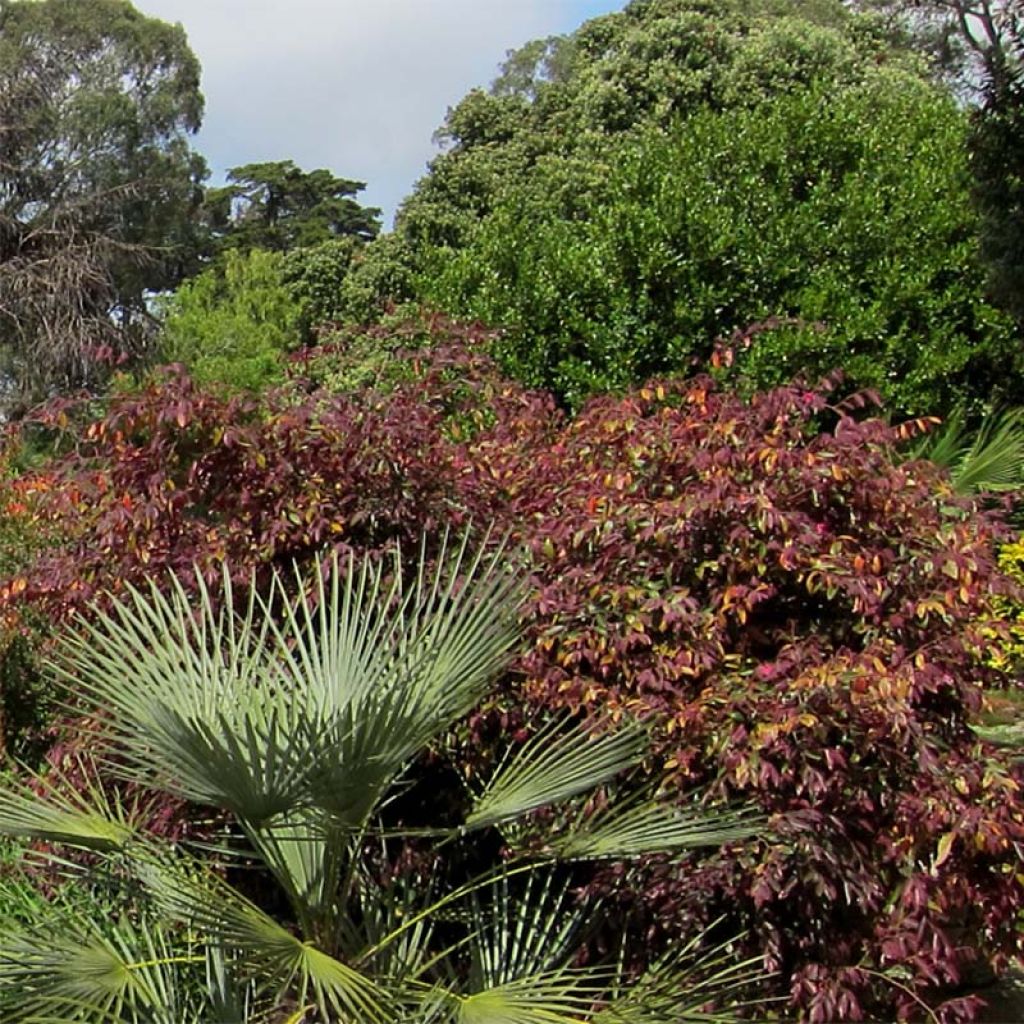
[465,719,647,832]
[140,854,390,1023]
[555,801,763,860]
[0,761,134,851]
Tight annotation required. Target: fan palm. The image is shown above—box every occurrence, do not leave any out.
[909,406,1024,495]
[0,535,766,1022]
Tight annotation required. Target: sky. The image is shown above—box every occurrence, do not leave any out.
[134,1,626,228]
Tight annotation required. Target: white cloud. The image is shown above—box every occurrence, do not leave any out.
[134,0,610,226]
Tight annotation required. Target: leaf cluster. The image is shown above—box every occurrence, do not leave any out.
[422,75,1016,414]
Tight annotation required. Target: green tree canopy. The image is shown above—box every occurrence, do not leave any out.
[395,0,922,254]
[201,160,381,257]
[0,0,206,411]
[328,0,1018,415]
[158,247,301,392]
[420,71,1016,413]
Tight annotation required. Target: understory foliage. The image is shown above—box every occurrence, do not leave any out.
[2,320,1022,1021]
[157,248,302,391]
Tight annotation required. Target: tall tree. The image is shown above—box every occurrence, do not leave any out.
[395,0,913,253]
[201,160,380,256]
[0,0,206,412]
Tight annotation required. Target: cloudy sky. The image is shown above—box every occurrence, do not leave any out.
[134,1,625,227]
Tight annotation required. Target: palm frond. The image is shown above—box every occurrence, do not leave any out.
[140,854,391,1023]
[51,570,315,824]
[204,942,259,1024]
[911,406,1024,494]
[341,872,441,983]
[0,914,204,1024]
[52,534,523,839]
[455,971,606,1024]
[593,926,773,1024]
[277,533,525,829]
[465,719,647,832]
[466,872,589,991]
[0,760,134,851]
[249,811,348,941]
[555,800,763,860]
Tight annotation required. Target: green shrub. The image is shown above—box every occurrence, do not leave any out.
[281,236,358,332]
[0,541,759,1022]
[158,248,301,391]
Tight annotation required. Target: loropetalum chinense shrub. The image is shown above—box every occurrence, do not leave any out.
[3,323,1023,1021]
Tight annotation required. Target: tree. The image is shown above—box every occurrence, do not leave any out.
[395,0,917,254]
[961,2,1024,322]
[860,1,1022,95]
[864,3,1024,319]
[202,160,380,257]
[348,0,994,388]
[0,0,207,411]
[0,540,759,1021]
[423,77,1017,413]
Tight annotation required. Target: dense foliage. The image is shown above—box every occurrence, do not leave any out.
[3,321,1022,1021]
[422,77,1015,412]
[397,0,911,254]
[972,78,1024,324]
[157,248,302,391]
[310,0,1019,415]
[0,541,764,1023]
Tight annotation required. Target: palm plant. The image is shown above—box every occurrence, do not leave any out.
[909,406,1024,496]
[0,535,765,1022]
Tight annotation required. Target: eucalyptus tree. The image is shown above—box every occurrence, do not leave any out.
[0,536,763,1022]
[0,0,206,411]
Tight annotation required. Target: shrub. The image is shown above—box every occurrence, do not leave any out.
[0,542,761,1022]
[450,372,1024,1022]
[4,321,1022,1020]
[158,248,302,391]
[281,235,359,333]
